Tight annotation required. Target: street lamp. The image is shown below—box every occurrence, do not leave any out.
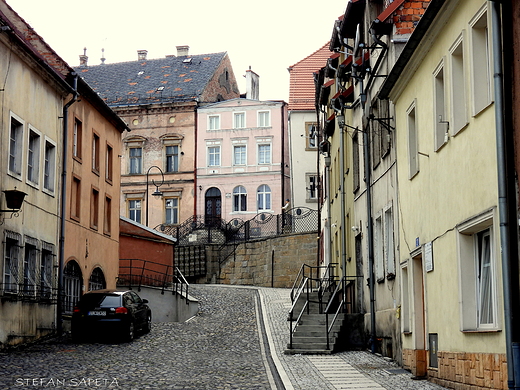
[145,165,164,227]
[1,188,27,213]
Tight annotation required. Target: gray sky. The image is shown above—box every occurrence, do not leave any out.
[6,0,347,101]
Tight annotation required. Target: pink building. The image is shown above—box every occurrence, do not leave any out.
[196,79,289,224]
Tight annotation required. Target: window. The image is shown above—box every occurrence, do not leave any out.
[89,268,106,291]
[306,123,318,149]
[44,140,56,192]
[92,132,100,173]
[234,112,246,129]
[129,199,142,223]
[3,233,20,293]
[457,210,497,330]
[306,174,318,201]
[165,198,179,224]
[353,131,360,192]
[450,36,468,134]
[375,215,384,282]
[208,146,221,167]
[470,7,491,115]
[106,144,113,182]
[9,116,23,176]
[166,145,179,173]
[73,118,82,160]
[104,196,112,235]
[384,207,396,278]
[40,244,53,299]
[233,186,247,212]
[257,185,271,211]
[71,176,81,221]
[129,147,142,174]
[258,111,270,127]
[258,144,271,164]
[27,129,41,184]
[233,145,246,165]
[23,240,37,296]
[90,187,99,230]
[433,62,448,151]
[407,103,419,178]
[208,115,220,130]
[63,261,82,314]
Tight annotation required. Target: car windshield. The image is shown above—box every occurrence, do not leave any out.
[79,293,121,308]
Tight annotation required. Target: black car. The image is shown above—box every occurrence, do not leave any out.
[71,289,151,342]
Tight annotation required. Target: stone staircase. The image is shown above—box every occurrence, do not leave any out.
[285,291,346,355]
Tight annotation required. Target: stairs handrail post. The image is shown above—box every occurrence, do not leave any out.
[326,310,330,350]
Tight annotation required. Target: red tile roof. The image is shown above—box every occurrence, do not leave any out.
[288,43,332,111]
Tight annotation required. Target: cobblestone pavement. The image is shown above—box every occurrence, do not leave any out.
[0,285,448,390]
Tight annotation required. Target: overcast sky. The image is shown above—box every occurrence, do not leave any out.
[6,0,347,101]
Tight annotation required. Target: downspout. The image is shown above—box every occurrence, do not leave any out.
[57,73,78,335]
[489,1,519,388]
[281,102,287,209]
[287,111,295,210]
[194,102,198,219]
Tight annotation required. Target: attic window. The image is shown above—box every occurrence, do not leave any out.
[183,58,192,64]
[157,86,165,91]
[138,71,144,76]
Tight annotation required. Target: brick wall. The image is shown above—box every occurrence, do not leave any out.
[393,1,431,35]
[217,232,318,288]
[404,349,508,389]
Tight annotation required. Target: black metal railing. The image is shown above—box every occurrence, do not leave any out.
[0,283,57,303]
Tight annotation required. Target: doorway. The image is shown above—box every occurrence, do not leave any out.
[412,253,427,377]
[205,187,222,227]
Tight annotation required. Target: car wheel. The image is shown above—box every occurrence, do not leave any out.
[124,322,135,342]
[144,314,152,334]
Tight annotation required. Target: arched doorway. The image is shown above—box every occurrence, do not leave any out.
[63,260,83,314]
[88,267,106,291]
[205,187,221,227]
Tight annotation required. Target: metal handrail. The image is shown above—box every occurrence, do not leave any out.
[288,276,310,349]
[173,267,190,304]
[324,278,345,350]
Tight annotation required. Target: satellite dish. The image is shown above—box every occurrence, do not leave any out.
[354,23,361,57]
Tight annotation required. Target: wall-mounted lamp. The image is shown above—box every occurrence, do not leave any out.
[337,114,345,128]
[1,189,27,213]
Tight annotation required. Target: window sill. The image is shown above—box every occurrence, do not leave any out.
[461,328,501,334]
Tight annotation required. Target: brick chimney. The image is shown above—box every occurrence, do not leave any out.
[176,45,189,57]
[79,47,88,67]
[137,50,148,61]
[245,68,260,100]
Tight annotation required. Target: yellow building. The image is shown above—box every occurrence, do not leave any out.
[379,0,510,388]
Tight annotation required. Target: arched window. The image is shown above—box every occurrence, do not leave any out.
[233,186,247,212]
[89,267,106,291]
[257,185,271,211]
[63,260,82,314]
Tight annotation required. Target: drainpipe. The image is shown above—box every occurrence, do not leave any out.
[490,1,520,388]
[281,102,287,209]
[57,73,78,335]
[193,102,199,219]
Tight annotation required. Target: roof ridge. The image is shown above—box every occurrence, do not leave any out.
[288,42,331,69]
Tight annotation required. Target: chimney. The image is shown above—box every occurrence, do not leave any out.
[79,47,88,67]
[100,48,106,65]
[245,67,260,100]
[176,45,189,57]
[137,50,148,61]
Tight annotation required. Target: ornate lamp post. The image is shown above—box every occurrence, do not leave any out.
[145,166,164,227]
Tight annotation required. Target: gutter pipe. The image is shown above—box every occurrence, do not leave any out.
[490,1,520,387]
[57,74,78,335]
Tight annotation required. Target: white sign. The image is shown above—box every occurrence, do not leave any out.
[424,241,433,272]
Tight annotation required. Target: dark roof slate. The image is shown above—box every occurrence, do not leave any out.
[75,52,227,106]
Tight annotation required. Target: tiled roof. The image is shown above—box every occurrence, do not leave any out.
[76,52,227,106]
[287,43,332,111]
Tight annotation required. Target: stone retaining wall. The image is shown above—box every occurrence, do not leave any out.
[215,232,318,288]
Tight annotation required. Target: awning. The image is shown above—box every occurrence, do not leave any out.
[339,0,366,39]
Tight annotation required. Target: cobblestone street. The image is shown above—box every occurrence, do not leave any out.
[0,285,447,390]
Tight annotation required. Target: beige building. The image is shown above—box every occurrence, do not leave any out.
[77,47,240,230]
[0,2,70,346]
[380,0,510,388]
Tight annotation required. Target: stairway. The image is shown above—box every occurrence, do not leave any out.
[285,291,346,355]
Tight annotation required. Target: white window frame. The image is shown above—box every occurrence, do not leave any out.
[433,60,448,151]
[457,209,499,331]
[43,138,57,194]
[233,186,247,212]
[165,198,179,225]
[233,145,247,166]
[166,145,179,173]
[128,199,142,223]
[208,115,221,131]
[469,5,492,116]
[306,174,318,202]
[257,143,271,165]
[233,112,246,129]
[257,184,271,211]
[449,33,468,135]
[129,147,143,174]
[384,206,396,278]
[3,231,21,294]
[258,111,270,127]
[8,113,24,179]
[407,101,419,179]
[27,126,41,187]
[208,146,221,167]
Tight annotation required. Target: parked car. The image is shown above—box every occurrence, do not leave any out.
[71,289,151,342]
